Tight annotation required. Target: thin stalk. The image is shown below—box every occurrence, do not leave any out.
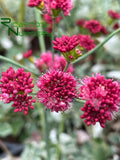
[0,139,15,160]
[35,8,46,53]
[61,12,70,33]
[19,0,25,52]
[37,102,45,139]
[44,110,50,160]
[0,55,39,76]
[57,113,65,160]
[51,18,56,61]
[63,62,70,72]
[72,28,120,64]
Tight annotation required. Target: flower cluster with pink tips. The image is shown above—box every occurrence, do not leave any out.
[37,70,77,112]
[53,34,95,54]
[108,10,120,19]
[0,65,120,128]
[27,0,42,7]
[0,67,36,115]
[84,20,108,34]
[35,51,74,73]
[76,19,108,35]
[79,73,120,128]
[28,0,73,16]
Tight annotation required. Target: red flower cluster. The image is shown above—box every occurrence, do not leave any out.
[84,20,108,34]
[37,70,77,112]
[113,23,120,30]
[35,51,74,73]
[0,67,36,115]
[53,34,95,53]
[108,10,120,19]
[79,73,120,128]
[44,0,73,16]
[28,0,73,16]
[53,35,79,53]
[76,19,85,27]
[77,34,96,51]
[27,0,42,7]
[23,50,32,58]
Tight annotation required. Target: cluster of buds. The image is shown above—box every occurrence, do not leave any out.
[53,34,95,62]
[79,73,120,128]
[28,0,73,17]
[0,67,36,115]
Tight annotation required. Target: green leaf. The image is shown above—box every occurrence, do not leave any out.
[11,118,24,136]
[0,122,12,137]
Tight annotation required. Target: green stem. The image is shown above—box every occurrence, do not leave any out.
[63,62,70,72]
[72,28,120,64]
[61,12,70,33]
[57,113,65,160]
[37,103,45,139]
[0,55,39,76]
[19,0,25,52]
[51,17,56,61]
[35,8,46,53]
[44,110,50,160]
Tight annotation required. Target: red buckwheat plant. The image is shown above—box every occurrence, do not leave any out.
[108,10,120,19]
[79,73,120,128]
[77,34,96,51]
[37,70,77,112]
[28,0,43,7]
[0,67,36,115]
[44,0,73,16]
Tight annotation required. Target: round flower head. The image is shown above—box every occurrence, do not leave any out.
[35,51,74,73]
[84,20,101,34]
[37,70,77,112]
[77,34,96,51]
[0,67,36,115]
[108,10,120,19]
[100,26,108,35]
[44,0,73,16]
[79,73,120,128]
[53,35,81,62]
[113,23,120,30]
[76,19,85,27]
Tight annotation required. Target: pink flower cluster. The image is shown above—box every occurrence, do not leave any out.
[23,50,32,58]
[53,35,79,53]
[0,67,36,115]
[84,20,108,34]
[27,0,42,7]
[53,34,95,53]
[79,73,120,128]
[28,0,73,16]
[108,10,120,19]
[44,0,73,16]
[77,34,96,51]
[37,70,77,112]
[76,19,85,27]
[113,23,120,30]
[35,51,74,73]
